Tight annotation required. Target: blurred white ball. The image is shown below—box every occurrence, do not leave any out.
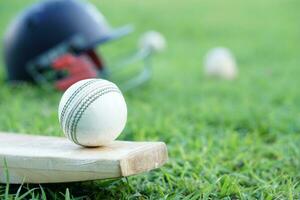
[139,31,166,53]
[204,47,238,80]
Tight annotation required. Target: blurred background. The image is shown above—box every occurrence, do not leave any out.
[0,0,300,198]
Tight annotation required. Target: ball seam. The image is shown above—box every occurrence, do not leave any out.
[65,87,120,144]
[70,88,120,145]
[60,79,97,124]
[63,83,114,139]
[65,86,117,142]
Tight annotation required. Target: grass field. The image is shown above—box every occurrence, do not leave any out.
[1,0,300,199]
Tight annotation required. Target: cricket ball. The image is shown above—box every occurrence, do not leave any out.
[139,31,166,53]
[204,47,238,80]
[58,79,127,147]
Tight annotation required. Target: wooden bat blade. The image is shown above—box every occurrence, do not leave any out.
[0,132,168,184]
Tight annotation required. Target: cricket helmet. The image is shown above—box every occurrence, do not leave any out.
[3,0,155,91]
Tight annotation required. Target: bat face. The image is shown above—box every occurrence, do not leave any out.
[0,132,168,184]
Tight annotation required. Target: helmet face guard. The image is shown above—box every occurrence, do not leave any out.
[4,0,156,91]
[26,32,154,91]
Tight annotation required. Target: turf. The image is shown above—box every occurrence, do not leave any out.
[1,0,300,199]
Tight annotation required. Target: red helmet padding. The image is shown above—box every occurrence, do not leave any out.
[52,54,98,91]
[86,49,105,70]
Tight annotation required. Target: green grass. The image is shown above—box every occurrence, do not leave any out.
[1,0,300,199]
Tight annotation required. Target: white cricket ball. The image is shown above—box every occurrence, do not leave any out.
[204,47,238,80]
[58,79,127,147]
[139,31,166,53]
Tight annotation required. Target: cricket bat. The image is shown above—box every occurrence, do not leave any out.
[0,132,168,184]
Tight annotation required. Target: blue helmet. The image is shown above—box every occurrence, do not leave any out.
[4,0,151,91]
